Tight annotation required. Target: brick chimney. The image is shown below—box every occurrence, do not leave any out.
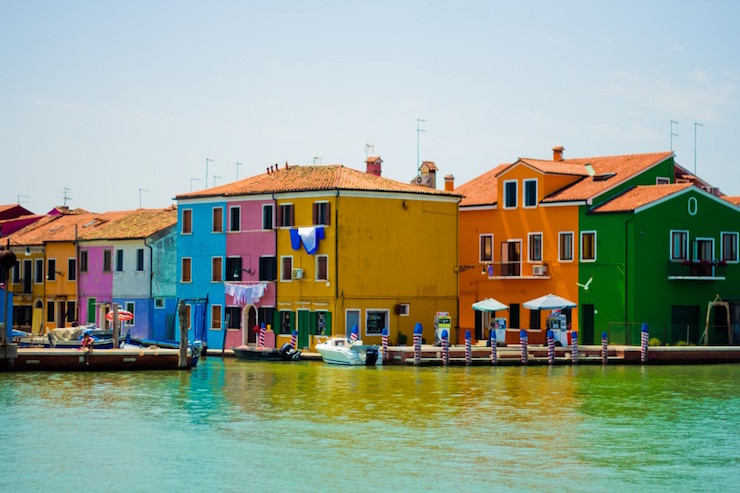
[365,156,382,176]
[444,174,455,192]
[552,146,564,161]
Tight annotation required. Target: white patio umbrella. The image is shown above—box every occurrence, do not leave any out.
[523,293,577,311]
[472,298,509,312]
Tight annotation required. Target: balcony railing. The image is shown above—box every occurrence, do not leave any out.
[481,261,550,279]
[666,260,727,280]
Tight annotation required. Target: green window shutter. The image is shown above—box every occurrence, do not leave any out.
[273,311,280,334]
[325,311,332,336]
[310,312,318,335]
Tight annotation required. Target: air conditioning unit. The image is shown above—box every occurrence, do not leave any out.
[533,265,546,276]
[292,268,303,279]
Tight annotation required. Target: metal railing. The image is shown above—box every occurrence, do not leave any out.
[480,261,550,278]
[606,322,738,346]
[666,260,727,279]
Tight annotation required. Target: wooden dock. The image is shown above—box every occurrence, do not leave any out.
[12,346,192,371]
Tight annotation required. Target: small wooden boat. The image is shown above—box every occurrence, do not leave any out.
[232,343,301,362]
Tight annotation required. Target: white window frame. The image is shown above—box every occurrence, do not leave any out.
[67,257,77,281]
[365,308,390,337]
[479,234,493,262]
[558,232,574,262]
[212,206,224,233]
[580,231,597,262]
[229,205,241,232]
[656,177,670,185]
[315,254,329,281]
[47,258,57,281]
[262,204,274,230]
[79,250,88,273]
[670,230,689,261]
[693,237,714,263]
[503,180,518,209]
[136,248,145,272]
[280,256,293,282]
[721,232,739,263]
[35,259,44,284]
[278,203,294,228]
[181,208,193,235]
[528,232,543,262]
[523,179,538,208]
[154,298,165,309]
[314,201,330,226]
[125,302,135,326]
[181,257,192,283]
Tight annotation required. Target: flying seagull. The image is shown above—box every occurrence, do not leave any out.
[576,276,593,291]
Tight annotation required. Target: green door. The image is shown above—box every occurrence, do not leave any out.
[297,309,310,348]
[87,298,96,325]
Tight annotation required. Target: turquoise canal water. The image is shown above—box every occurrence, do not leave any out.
[2,359,740,493]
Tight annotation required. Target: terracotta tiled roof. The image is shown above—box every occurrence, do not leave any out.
[501,158,590,177]
[365,156,382,163]
[456,164,509,207]
[6,213,97,246]
[175,164,460,200]
[723,196,740,206]
[541,151,673,203]
[78,207,177,240]
[590,182,694,213]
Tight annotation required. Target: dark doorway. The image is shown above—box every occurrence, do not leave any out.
[475,310,484,340]
[510,303,520,329]
[671,305,700,345]
[582,304,595,345]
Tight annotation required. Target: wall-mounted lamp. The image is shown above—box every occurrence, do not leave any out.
[25,247,31,256]
[455,265,475,273]
[47,270,64,280]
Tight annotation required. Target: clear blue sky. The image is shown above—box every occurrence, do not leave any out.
[2,1,739,213]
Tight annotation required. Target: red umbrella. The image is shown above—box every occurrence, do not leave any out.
[105,310,134,322]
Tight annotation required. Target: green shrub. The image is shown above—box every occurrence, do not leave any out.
[676,340,689,346]
[648,337,662,347]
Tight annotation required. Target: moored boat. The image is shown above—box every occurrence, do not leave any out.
[232,343,301,362]
[315,337,381,366]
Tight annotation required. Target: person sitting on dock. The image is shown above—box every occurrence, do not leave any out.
[80,332,95,351]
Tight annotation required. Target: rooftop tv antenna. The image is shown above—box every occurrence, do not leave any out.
[670,120,678,151]
[313,152,323,165]
[417,118,426,175]
[364,141,375,157]
[694,122,703,175]
[205,158,214,187]
[62,187,72,207]
[190,177,202,191]
[236,162,243,180]
[213,175,222,187]
[138,188,150,208]
[17,194,29,205]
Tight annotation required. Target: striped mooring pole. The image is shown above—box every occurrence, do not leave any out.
[520,329,528,365]
[601,331,609,365]
[490,328,497,365]
[258,322,266,347]
[381,328,388,363]
[413,322,422,366]
[547,329,555,365]
[641,323,649,364]
[571,330,579,364]
[290,330,298,350]
[441,329,449,366]
[465,330,472,366]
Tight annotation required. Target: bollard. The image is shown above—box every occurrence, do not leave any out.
[490,328,497,365]
[547,329,555,365]
[442,329,449,366]
[290,330,298,350]
[413,322,423,366]
[571,330,578,365]
[381,328,388,363]
[258,322,266,348]
[465,330,472,366]
[520,329,528,364]
[641,323,649,364]
[601,331,608,365]
[350,324,359,343]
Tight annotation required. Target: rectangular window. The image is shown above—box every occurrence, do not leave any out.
[67,301,76,323]
[116,250,124,272]
[721,232,738,262]
[212,207,223,233]
[670,230,688,261]
[559,232,574,262]
[47,259,57,281]
[313,201,331,226]
[211,305,222,330]
[136,249,144,271]
[259,256,277,281]
[182,209,192,234]
[212,257,223,282]
[181,257,192,283]
[68,258,77,281]
[365,309,389,335]
[580,231,596,261]
[225,257,242,281]
[316,255,328,280]
[277,204,294,227]
[183,304,191,330]
[155,298,164,309]
[479,234,493,262]
[80,250,88,273]
[226,306,241,329]
[262,204,274,230]
[47,301,55,323]
[12,260,20,283]
[281,256,293,281]
[125,302,135,326]
[258,307,275,330]
[523,179,537,208]
[528,233,543,262]
[229,206,240,232]
[529,309,541,330]
[35,259,43,283]
[656,177,670,185]
[103,250,112,272]
[504,180,517,209]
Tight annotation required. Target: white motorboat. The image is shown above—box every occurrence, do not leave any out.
[315,337,381,366]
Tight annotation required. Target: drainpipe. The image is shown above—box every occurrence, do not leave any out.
[272,193,278,331]
[146,237,154,340]
[334,190,339,332]
[74,225,79,323]
[455,195,461,345]
[624,213,636,341]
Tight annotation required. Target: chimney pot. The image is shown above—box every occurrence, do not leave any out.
[365,156,383,177]
[444,174,455,192]
[552,146,565,161]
